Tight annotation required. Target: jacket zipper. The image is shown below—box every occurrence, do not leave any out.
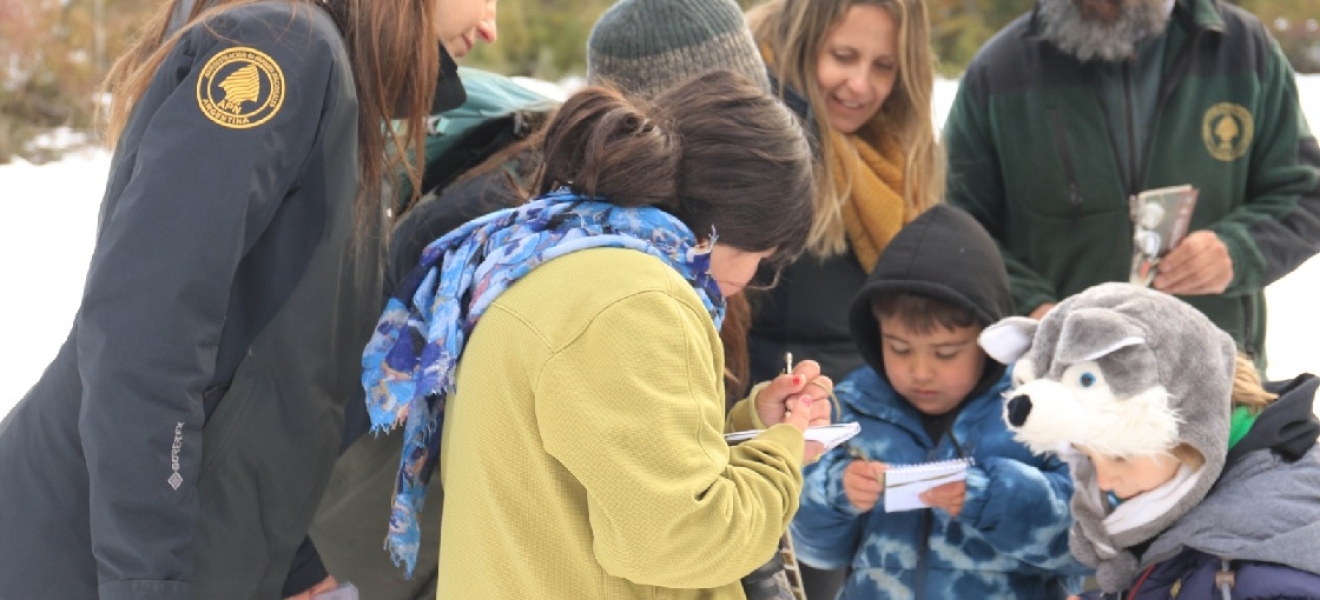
[914,509,932,600]
[911,424,965,600]
[1242,295,1257,359]
[1121,18,1201,282]
[914,436,938,600]
[1134,14,1202,198]
[1122,61,1138,196]
[1046,107,1083,212]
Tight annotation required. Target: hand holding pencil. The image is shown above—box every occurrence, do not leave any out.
[842,445,887,512]
[752,353,833,461]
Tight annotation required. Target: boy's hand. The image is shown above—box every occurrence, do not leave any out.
[920,480,967,518]
[842,459,886,512]
[754,359,832,429]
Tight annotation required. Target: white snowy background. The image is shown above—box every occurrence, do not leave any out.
[2,76,1318,419]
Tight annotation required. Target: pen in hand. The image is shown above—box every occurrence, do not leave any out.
[843,443,887,512]
[848,444,886,484]
[784,352,794,418]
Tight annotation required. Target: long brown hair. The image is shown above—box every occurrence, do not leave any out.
[748,0,943,257]
[537,71,813,402]
[102,0,438,230]
[721,294,753,401]
[536,70,816,262]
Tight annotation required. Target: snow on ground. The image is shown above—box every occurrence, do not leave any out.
[1,76,1318,420]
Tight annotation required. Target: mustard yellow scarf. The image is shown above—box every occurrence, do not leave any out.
[831,129,911,272]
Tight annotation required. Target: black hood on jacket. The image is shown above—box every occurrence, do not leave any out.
[848,204,1016,386]
[1227,374,1320,465]
[393,43,467,117]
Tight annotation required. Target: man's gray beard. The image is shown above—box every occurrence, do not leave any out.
[1037,0,1171,62]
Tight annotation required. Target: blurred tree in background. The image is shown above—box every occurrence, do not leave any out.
[895,0,1320,76]
[467,0,1320,78]
[1248,1,1320,76]
[2,0,1317,164]
[1,0,156,162]
[465,0,617,79]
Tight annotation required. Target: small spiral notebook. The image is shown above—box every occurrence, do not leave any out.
[883,457,974,513]
[724,422,861,453]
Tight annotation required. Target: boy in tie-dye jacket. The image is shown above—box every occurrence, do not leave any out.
[790,206,1087,599]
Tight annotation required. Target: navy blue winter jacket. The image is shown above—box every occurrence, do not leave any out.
[0,4,369,599]
[1080,375,1320,600]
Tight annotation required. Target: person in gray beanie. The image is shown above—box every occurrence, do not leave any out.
[586,0,770,99]
[587,0,779,411]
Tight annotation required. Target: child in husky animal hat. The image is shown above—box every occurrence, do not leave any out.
[980,283,1320,600]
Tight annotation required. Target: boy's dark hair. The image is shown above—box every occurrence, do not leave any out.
[871,292,979,335]
[536,69,816,263]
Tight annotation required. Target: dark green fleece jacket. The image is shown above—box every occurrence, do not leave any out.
[945,0,1320,359]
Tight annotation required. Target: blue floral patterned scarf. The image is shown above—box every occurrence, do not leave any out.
[361,189,726,575]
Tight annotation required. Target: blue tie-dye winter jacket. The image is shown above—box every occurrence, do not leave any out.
[791,367,1088,599]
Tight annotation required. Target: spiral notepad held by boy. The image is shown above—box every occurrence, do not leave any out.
[882,457,974,513]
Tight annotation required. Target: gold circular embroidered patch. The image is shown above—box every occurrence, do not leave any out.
[196,47,285,129]
[1201,102,1253,162]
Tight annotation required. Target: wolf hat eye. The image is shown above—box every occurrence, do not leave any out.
[1060,362,1105,392]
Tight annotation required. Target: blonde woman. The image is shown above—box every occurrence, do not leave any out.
[745,3,942,596]
[745,0,943,386]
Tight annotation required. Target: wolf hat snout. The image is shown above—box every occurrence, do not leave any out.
[979,283,1236,460]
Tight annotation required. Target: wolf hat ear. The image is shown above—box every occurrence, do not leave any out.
[1056,308,1146,364]
[980,316,1039,365]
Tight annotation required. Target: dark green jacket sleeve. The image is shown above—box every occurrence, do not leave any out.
[1208,37,1320,295]
[77,9,336,599]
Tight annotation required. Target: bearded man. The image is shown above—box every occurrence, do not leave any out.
[944,0,1320,368]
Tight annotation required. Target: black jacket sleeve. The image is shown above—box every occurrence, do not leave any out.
[282,537,330,597]
[76,8,337,599]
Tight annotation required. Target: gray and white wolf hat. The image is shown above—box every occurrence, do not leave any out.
[979,282,1237,591]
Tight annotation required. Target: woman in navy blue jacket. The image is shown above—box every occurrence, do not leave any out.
[0,0,494,598]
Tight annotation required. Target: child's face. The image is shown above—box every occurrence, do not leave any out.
[1075,446,1182,500]
[878,316,986,416]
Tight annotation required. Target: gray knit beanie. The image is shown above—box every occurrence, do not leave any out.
[587,0,771,101]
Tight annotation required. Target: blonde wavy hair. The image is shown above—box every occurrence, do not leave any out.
[748,0,943,257]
